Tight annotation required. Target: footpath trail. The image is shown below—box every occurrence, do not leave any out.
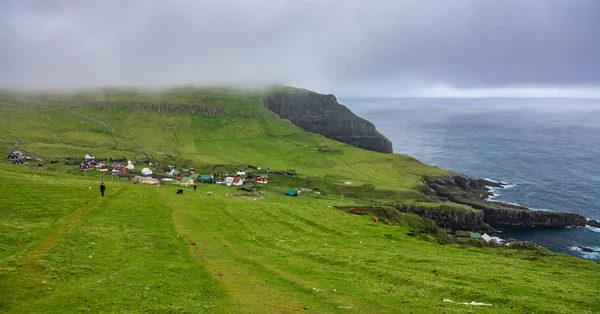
[159,189,357,313]
[2,188,122,303]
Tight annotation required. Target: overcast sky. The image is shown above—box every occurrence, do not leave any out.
[1,0,600,97]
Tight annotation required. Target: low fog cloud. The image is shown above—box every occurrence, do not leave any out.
[1,0,599,96]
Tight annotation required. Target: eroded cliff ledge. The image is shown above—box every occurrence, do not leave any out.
[263,91,393,153]
[424,174,593,228]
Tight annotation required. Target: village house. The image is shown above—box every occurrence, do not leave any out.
[236,169,247,176]
[141,168,153,175]
[84,153,95,160]
[256,174,269,184]
[223,176,235,186]
[199,174,213,183]
[79,161,95,171]
[97,162,109,172]
[6,150,24,161]
[175,176,195,187]
[232,177,245,186]
[112,163,129,174]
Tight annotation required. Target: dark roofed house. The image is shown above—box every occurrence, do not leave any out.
[79,161,94,171]
[6,150,24,161]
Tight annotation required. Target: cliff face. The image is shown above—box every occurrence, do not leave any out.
[393,203,494,233]
[263,91,393,153]
[424,174,589,228]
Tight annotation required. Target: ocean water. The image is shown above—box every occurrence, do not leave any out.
[342,97,600,261]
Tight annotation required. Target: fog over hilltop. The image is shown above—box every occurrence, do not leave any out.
[1,0,599,97]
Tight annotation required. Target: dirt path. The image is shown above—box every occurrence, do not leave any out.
[161,192,311,313]
[160,190,355,313]
[2,188,122,301]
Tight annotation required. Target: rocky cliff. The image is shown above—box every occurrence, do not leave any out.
[392,203,494,233]
[263,91,393,153]
[424,174,590,228]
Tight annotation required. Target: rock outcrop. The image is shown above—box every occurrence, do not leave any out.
[424,174,590,228]
[263,91,393,153]
[392,203,494,233]
[84,101,253,117]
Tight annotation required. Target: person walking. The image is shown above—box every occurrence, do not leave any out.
[193,184,197,191]
[100,182,106,197]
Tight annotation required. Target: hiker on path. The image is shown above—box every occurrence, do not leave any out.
[100,182,106,197]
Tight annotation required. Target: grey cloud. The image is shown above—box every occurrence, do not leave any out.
[1,0,599,95]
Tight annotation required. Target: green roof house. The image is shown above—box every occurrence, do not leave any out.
[200,174,213,183]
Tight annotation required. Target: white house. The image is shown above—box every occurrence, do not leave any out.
[224,176,235,187]
[84,153,95,160]
[141,168,153,175]
[126,160,135,170]
[236,170,246,176]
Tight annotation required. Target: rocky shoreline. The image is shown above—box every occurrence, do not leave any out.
[424,174,600,230]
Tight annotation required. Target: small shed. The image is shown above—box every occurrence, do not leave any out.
[481,233,492,242]
[256,174,269,184]
[284,189,298,197]
[454,231,471,237]
[469,232,482,239]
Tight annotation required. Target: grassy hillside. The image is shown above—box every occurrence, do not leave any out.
[0,88,445,197]
[1,88,599,313]
[0,165,599,313]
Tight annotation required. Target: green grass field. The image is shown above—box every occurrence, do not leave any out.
[1,88,599,313]
[0,165,599,313]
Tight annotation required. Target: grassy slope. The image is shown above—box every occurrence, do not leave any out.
[0,88,445,196]
[1,88,599,313]
[0,166,598,313]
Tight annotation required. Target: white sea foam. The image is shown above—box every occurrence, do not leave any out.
[487,198,525,207]
[571,246,600,258]
[585,225,600,233]
[489,236,504,244]
[483,178,501,184]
